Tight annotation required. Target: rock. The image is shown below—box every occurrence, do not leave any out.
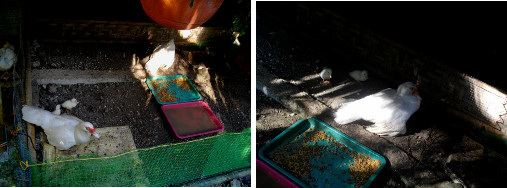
[230,179,241,187]
[48,84,58,93]
[32,61,41,68]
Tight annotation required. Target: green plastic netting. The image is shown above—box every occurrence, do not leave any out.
[26,128,251,186]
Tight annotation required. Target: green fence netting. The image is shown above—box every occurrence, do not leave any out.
[25,128,251,186]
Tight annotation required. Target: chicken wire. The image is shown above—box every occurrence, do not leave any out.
[25,128,250,187]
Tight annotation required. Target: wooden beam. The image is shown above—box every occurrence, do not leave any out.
[24,69,37,163]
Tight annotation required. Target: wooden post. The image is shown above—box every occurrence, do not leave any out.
[0,87,5,153]
[25,59,37,163]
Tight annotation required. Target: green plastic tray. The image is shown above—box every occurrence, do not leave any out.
[146,75,202,104]
[259,117,386,188]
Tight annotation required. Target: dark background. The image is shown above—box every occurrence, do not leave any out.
[259,1,507,91]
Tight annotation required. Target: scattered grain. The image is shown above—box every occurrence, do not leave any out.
[148,77,192,102]
[268,127,381,187]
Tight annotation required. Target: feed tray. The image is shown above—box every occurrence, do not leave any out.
[259,117,386,188]
[146,75,202,104]
[161,101,224,139]
[257,159,299,188]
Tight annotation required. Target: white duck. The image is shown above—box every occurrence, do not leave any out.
[144,39,175,74]
[0,42,17,71]
[334,82,422,136]
[22,105,100,150]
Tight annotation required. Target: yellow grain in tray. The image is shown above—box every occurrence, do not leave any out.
[268,128,381,187]
[149,77,192,102]
[170,77,191,91]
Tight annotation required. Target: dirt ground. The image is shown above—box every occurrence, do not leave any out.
[28,38,251,186]
[31,40,250,141]
[256,90,303,153]
[256,2,507,187]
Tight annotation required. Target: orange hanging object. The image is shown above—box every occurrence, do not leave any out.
[140,0,224,30]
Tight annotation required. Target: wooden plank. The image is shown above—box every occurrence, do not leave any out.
[31,69,137,85]
[55,126,137,158]
[33,19,231,43]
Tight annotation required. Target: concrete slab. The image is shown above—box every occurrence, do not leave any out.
[40,126,150,187]
[32,69,137,85]
[56,126,137,158]
[257,63,328,116]
[42,126,137,160]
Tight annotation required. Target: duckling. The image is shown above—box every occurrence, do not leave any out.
[61,98,79,111]
[52,104,61,115]
[349,70,368,84]
[320,67,332,85]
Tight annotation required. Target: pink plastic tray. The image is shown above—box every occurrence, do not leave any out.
[161,101,224,139]
[257,160,299,188]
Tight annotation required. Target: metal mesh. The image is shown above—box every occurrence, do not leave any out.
[26,128,250,187]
